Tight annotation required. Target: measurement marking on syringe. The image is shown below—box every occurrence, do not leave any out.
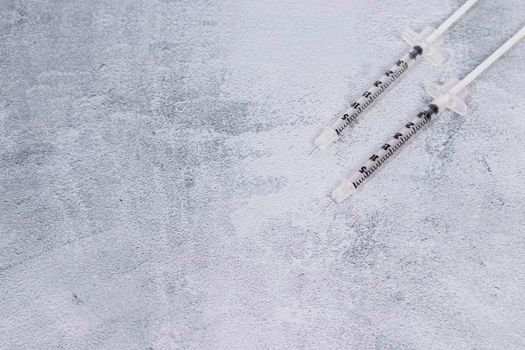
[335,58,411,135]
[315,1,481,152]
[350,106,437,190]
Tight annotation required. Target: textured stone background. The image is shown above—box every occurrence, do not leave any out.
[1,0,524,349]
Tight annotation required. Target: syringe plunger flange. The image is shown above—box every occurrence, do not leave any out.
[402,26,446,66]
[426,77,468,115]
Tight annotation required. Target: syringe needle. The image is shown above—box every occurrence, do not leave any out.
[324,200,336,211]
[330,26,525,204]
[313,0,479,152]
[309,145,320,155]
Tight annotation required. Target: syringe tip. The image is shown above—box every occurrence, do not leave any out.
[331,180,356,203]
[314,128,338,151]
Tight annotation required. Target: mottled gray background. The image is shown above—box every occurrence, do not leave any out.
[1,0,524,349]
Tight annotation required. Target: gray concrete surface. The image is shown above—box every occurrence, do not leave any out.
[1,0,525,349]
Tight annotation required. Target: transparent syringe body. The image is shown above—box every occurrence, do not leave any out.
[332,103,440,202]
[326,46,424,140]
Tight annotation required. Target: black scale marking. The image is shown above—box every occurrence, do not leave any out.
[351,105,438,190]
[335,47,424,136]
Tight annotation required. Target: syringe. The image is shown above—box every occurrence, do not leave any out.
[331,26,525,203]
[313,0,479,152]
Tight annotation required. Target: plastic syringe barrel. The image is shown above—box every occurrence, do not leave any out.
[315,46,423,150]
[331,103,439,202]
[334,48,422,135]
